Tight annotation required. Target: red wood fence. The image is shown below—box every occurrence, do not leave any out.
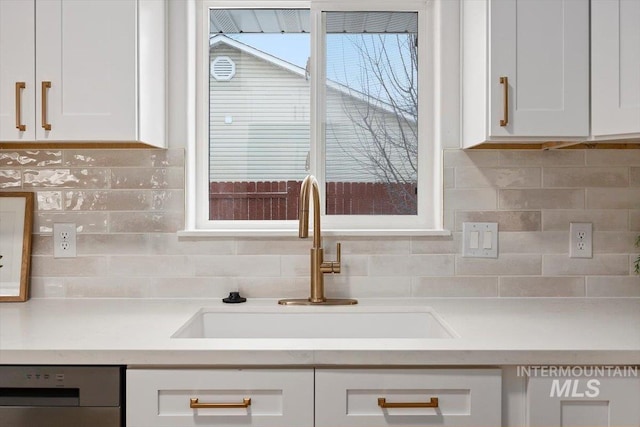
[209,181,416,220]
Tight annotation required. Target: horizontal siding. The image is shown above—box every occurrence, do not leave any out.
[208,43,417,183]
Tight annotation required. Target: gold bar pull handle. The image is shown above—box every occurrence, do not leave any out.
[190,397,251,409]
[499,76,508,127]
[41,81,52,130]
[15,82,26,131]
[378,397,439,408]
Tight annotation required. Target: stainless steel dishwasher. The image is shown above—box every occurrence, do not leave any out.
[0,366,123,427]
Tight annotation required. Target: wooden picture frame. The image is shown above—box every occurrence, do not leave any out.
[0,192,34,302]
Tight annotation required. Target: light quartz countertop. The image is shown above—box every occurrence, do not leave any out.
[0,298,638,366]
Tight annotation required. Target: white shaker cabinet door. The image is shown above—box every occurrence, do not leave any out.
[527,374,640,426]
[34,0,137,141]
[591,0,640,139]
[462,0,589,147]
[0,0,35,141]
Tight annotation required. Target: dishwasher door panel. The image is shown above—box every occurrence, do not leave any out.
[0,406,121,427]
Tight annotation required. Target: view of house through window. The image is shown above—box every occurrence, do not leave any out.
[208,8,419,220]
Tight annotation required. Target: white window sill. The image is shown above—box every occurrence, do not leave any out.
[177,228,452,238]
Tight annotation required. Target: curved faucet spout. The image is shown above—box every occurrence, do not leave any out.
[298,175,321,249]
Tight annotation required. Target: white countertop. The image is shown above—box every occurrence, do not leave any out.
[1,298,638,366]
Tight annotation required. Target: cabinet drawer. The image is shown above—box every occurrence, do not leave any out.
[315,369,501,427]
[127,369,313,427]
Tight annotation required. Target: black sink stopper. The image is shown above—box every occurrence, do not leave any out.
[223,291,247,303]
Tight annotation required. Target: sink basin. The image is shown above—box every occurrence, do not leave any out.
[172,307,456,339]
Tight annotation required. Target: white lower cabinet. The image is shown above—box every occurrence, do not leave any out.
[526,372,640,426]
[126,368,502,427]
[316,369,502,427]
[126,369,314,427]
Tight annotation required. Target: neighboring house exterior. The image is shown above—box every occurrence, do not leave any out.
[208,35,417,184]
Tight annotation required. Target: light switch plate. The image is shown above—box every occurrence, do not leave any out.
[463,222,498,258]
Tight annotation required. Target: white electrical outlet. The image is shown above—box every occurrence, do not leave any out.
[569,222,592,258]
[53,223,77,258]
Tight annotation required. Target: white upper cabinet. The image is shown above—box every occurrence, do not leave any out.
[591,0,640,140]
[0,1,35,141]
[462,0,589,148]
[0,0,166,147]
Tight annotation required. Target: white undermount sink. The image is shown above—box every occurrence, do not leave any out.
[172,306,456,339]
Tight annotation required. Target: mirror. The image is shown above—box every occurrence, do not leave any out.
[0,192,34,302]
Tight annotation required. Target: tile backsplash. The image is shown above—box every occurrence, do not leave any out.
[1,148,638,299]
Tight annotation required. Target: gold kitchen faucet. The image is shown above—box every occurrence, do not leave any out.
[278,175,357,306]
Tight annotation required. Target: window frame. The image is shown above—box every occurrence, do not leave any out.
[185,0,444,236]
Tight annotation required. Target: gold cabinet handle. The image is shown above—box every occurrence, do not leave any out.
[15,82,26,131]
[190,397,251,409]
[41,81,52,130]
[499,76,508,127]
[378,397,439,408]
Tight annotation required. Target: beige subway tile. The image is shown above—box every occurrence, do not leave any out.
[151,190,184,211]
[443,149,500,167]
[455,210,541,232]
[149,234,235,255]
[64,190,149,211]
[498,150,585,166]
[499,231,566,254]
[23,168,110,188]
[149,277,239,298]
[411,277,498,297]
[456,167,541,188]
[543,167,629,187]
[325,276,412,298]
[443,209,455,231]
[369,254,455,277]
[239,277,308,299]
[0,170,21,188]
[108,211,183,233]
[443,167,455,188]
[335,237,411,255]
[194,255,281,277]
[499,277,585,297]
[31,235,52,255]
[29,277,65,298]
[630,167,640,187]
[542,210,629,231]
[411,235,458,254]
[35,212,109,233]
[631,210,640,231]
[36,191,62,211]
[64,277,150,298]
[31,256,108,277]
[586,277,640,297]
[78,234,150,255]
[64,149,184,167]
[586,188,640,209]
[456,254,542,275]
[0,150,62,167]
[280,254,314,277]
[594,232,639,253]
[236,238,307,255]
[586,150,640,166]
[543,254,629,275]
[281,254,368,277]
[499,189,584,209]
[109,255,194,277]
[110,168,184,189]
[445,188,497,210]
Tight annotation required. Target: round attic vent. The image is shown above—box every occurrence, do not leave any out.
[211,56,236,81]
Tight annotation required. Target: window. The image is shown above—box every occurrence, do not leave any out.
[190,0,441,235]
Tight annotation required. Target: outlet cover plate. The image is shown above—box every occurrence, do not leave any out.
[53,223,76,258]
[463,222,498,258]
[569,222,592,258]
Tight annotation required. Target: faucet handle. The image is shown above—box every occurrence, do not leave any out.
[332,242,341,274]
